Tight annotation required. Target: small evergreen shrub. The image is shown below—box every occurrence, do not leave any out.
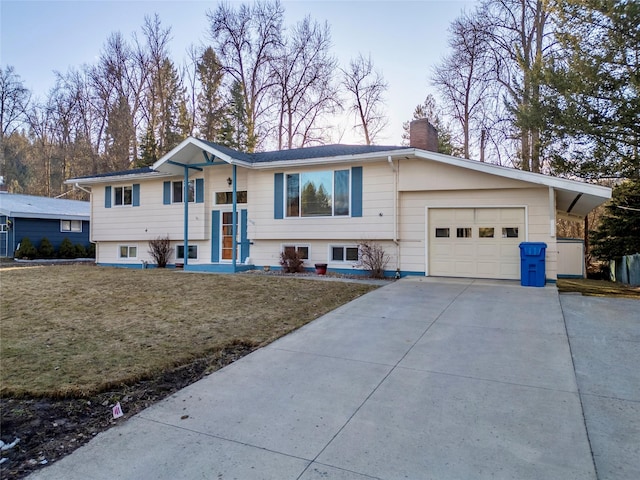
[74,243,87,258]
[279,249,305,273]
[59,238,76,259]
[148,236,173,268]
[87,243,96,258]
[16,237,37,259]
[38,237,56,258]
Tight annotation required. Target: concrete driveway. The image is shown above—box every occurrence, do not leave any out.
[30,277,605,479]
[561,294,640,480]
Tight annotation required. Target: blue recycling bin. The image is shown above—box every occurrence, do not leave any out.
[519,242,547,287]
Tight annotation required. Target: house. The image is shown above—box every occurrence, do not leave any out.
[0,192,91,257]
[65,120,611,281]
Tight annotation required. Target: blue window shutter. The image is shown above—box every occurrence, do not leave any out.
[105,186,112,208]
[195,178,204,203]
[211,210,220,262]
[132,184,140,207]
[274,173,284,219]
[240,209,249,262]
[163,181,171,205]
[351,166,363,217]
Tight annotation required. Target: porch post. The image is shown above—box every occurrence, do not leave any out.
[232,164,237,268]
[183,165,189,267]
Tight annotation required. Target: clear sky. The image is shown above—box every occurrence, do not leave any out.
[1,0,477,145]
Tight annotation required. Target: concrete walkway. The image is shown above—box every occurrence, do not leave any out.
[560,294,640,480]
[30,278,596,479]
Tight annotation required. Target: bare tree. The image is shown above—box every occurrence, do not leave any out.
[432,13,493,159]
[0,66,30,140]
[341,53,388,145]
[207,0,284,152]
[273,16,340,149]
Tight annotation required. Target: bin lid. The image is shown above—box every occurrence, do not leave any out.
[519,242,547,256]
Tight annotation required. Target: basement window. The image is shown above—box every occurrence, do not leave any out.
[119,245,137,258]
[283,245,309,260]
[177,245,198,259]
[331,245,359,262]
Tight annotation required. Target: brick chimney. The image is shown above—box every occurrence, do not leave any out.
[409,119,439,152]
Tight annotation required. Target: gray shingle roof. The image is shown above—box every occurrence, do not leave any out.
[0,193,90,220]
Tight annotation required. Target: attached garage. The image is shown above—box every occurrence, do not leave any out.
[428,207,525,280]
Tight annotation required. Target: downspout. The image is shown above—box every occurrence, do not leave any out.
[231,164,237,270]
[183,165,190,268]
[387,156,400,273]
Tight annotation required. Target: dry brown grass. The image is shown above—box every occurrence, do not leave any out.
[0,266,376,397]
[557,278,640,299]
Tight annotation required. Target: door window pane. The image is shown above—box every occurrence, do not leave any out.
[457,228,472,238]
[479,227,495,238]
[502,227,519,238]
[435,228,450,238]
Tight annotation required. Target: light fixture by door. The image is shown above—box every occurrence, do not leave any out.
[226,177,232,186]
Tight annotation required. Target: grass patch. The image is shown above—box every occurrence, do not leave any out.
[557,278,640,299]
[1,266,377,397]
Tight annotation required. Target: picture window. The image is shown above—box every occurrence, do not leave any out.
[216,191,247,204]
[286,170,350,217]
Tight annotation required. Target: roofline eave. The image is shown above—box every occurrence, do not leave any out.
[250,149,411,169]
[65,171,174,186]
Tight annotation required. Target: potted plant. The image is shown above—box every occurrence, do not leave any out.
[314,263,328,275]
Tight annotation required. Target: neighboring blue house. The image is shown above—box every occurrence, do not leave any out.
[0,192,90,257]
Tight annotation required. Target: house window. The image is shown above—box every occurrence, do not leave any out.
[119,245,137,258]
[177,245,198,259]
[502,227,519,238]
[456,227,472,238]
[286,170,350,217]
[331,245,359,262]
[0,224,7,232]
[435,228,450,238]
[216,191,248,204]
[479,227,495,238]
[114,186,133,206]
[283,245,309,260]
[173,180,195,203]
[61,220,82,232]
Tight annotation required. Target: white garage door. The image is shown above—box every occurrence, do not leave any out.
[428,208,525,280]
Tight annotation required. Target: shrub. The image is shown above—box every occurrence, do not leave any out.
[74,243,87,258]
[279,249,305,273]
[87,243,96,258]
[59,238,76,259]
[38,237,56,258]
[148,236,173,268]
[358,241,389,279]
[15,237,37,259]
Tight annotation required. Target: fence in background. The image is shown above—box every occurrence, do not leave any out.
[610,254,640,286]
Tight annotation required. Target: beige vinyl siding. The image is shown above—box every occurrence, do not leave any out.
[248,239,398,272]
[97,240,209,265]
[92,177,207,242]
[248,162,395,241]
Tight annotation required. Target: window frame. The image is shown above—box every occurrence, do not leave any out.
[330,244,359,263]
[119,245,138,259]
[176,244,198,260]
[60,220,83,233]
[285,169,351,218]
[172,180,196,204]
[114,185,133,207]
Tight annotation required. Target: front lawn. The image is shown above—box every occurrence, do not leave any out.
[0,266,376,397]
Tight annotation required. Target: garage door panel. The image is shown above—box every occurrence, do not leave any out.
[429,207,524,280]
